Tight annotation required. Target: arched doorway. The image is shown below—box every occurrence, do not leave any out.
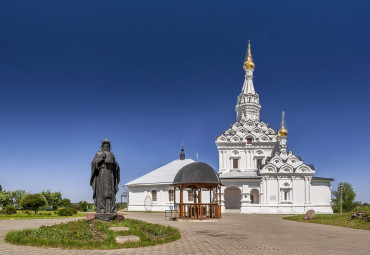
[224,186,241,210]
[250,189,259,204]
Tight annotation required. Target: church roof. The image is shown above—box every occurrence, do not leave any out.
[125,159,194,186]
[312,176,335,181]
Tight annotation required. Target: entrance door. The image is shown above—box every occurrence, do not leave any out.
[224,186,241,210]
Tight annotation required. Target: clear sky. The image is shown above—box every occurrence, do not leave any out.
[0,0,369,203]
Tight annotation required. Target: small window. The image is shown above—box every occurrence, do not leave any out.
[187,190,193,201]
[256,158,263,169]
[284,191,288,201]
[168,190,174,202]
[247,138,252,144]
[233,159,239,169]
[151,190,157,202]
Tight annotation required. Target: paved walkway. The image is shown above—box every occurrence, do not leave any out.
[1,213,370,254]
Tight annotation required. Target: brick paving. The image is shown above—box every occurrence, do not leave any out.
[1,212,370,254]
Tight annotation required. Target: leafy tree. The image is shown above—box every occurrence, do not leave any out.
[0,191,10,208]
[78,201,88,212]
[41,190,62,210]
[0,185,2,192]
[10,190,28,206]
[332,182,356,212]
[60,198,72,208]
[20,194,46,214]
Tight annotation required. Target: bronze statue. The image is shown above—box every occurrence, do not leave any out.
[91,139,120,213]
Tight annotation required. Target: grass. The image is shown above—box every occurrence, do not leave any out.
[283,206,370,231]
[5,218,181,249]
[0,210,88,220]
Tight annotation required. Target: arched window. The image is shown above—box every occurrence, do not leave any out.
[233,159,239,169]
[151,190,157,202]
[250,189,260,204]
[168,190,174,202]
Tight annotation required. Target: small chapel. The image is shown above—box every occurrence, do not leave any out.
[126,42,333,214]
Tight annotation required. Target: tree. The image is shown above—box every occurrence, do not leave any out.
[41,190,62,210]
[0,185,2,192]
[20,194,46,214]
[0,191,10,208]
[9,190,28,206]
[332,182,356,212]
[78,201,88,212]
[60,198,72,208]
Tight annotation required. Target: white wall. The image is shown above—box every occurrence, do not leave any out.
[128,185,214,212]
[311,180,332,205]
[128,184,175,211]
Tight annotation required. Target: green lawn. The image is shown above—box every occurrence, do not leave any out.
[0,211,88,220]
[5,218,180,249]
[283,207,370,231]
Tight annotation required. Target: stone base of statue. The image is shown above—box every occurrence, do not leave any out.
[86,212,125,224]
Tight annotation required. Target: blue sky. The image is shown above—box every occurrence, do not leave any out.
[0,0,369,203]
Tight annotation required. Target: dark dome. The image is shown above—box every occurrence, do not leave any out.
[173,162,220,184]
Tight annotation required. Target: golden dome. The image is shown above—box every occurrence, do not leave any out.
[278,111,288,137]
[243,40,255,70]
[278,127,288,137]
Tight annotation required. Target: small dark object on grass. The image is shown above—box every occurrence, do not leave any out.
[304,210,315,220]
[347,211,369,221]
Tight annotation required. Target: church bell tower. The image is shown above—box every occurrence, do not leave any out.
[235,41,261,122]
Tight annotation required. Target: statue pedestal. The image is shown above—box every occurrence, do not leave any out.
[86,212,124,224]
[96,213,117,221]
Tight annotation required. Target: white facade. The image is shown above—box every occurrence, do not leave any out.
[126,43,333,214]
[216,44,333,214]
[126,158,215,211]
[126,158,194,211]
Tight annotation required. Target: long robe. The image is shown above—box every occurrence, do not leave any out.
[90,150,120,213]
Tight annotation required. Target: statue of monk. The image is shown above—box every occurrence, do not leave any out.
[90,139,120,213]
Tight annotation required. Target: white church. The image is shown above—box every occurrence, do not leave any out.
[126,42,333,214]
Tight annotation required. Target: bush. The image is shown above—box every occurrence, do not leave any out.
[70,208,78,215]
[20,194,46,214]
[78,201,88,212]
[4,206,17,215]
[57,208,78,216]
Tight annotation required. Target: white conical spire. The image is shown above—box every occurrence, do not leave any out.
[242,72,256,94]
[235,41,261,122]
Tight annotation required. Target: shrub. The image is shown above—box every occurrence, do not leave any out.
[57,208,78,216]
[20,194,46,214]
[70,208,78,215]
[4,206,17,215]
[78,201,88,212]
